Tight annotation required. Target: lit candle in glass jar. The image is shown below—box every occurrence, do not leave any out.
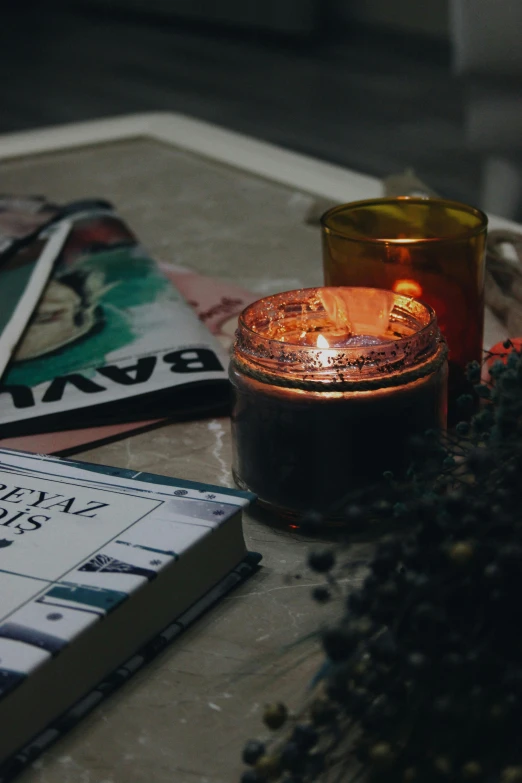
[230,287,448,521]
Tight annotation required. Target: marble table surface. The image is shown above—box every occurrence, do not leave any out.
[0,114,509,783]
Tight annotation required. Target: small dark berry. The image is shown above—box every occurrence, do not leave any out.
[325,673,349,703]
[307,753,325,777]
[364,573,379,592]
[456,421,470,436]
[466,360,481,382]
[467,448,493,473]
[347,590,371,615]
[241,770,261,783]
[348,687,369,716]
[310,698,337,725]
[255,755,281,779]
[407,651,430,674]
[388,679,408,701]
[372,499,393,516]
[484,563,501,581]
[322,625,358,661]
[291,724,318,750]
[448,541,475,565]
[504,669,522,694]
[371,553,395,579]
[242,740,266,766]
[308,549,335,573]
[369,742,394,766]
[490,703,508,721]
[312,586,331,603]
[354,738,370,763]
[377,580,399,602]
[469,685,485,707]
[433,696,456,722]
[433,756,452,776]
[362,695,397,730]
[393,501,408,518]
[412,602,445,630]
[369,633,398,663]
[461,762,482,779]
[441,652,464,672]
[498,545,522,572]
[459,513,478,534]
[402,572,430,592]
[475,384,491,399]
[280,742,301,773]
[402,543,422,567]
[345,504,365,524]
[263,702,288,730]
[502,768,522,783]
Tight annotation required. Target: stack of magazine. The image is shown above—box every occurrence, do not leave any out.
[0,197,255,452]
[0,201,262,780]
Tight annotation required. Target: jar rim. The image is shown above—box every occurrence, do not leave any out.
[234,286,443,386]
[320,197,488,244]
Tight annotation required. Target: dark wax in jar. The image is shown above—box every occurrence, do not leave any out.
[231,287,448,520]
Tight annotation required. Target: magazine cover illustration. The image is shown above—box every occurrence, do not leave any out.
[0,205,228,434]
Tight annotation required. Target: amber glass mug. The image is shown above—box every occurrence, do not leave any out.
[321,197,487,416]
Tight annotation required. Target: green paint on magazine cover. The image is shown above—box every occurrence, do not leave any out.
[5,247,175,387]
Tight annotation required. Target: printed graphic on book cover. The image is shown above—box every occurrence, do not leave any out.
[0,201,228,433]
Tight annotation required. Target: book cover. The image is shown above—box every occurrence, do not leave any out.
[0,201,229,436]
[0,448,256,770]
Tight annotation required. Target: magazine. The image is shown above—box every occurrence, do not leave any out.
[0,265,257,454]
[0,201,229,437]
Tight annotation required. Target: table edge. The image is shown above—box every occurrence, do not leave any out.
[0,111,381,204]
[0,111,510,345]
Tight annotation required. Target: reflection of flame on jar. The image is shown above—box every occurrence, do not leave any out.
[316,333,329,348]
[392,278,448,333]
[393,279,423,299]
[387,245,412,265]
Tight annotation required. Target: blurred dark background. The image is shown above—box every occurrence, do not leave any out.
[2,1,522,218]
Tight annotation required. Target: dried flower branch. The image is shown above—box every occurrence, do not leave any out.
[240,341,522,783]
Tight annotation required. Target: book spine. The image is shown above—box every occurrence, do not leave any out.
[0,553,261,783]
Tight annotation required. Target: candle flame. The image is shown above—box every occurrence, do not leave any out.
[393,279,423,298]
[316,333,329,349]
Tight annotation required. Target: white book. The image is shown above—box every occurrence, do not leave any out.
[0,448,256,775]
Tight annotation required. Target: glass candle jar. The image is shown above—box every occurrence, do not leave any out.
[230,286,448,520]
[321,198,487,417]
